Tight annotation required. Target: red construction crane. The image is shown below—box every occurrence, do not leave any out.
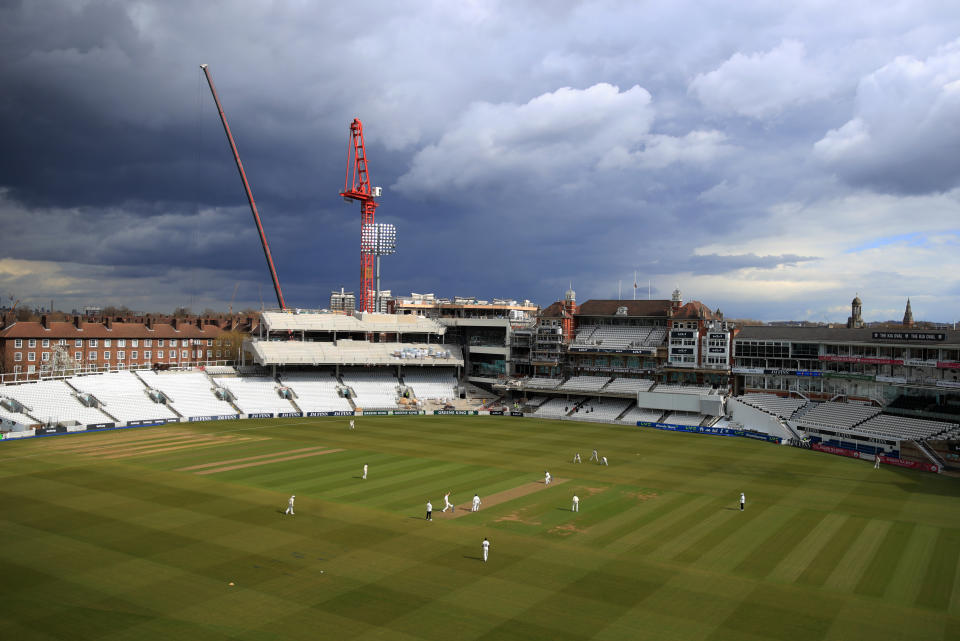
[200,64,287,310]
[340,118,380,314]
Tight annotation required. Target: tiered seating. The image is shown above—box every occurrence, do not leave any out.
[662,411,706,426]
[341,369,399,409]
[620,406,665,423]
[577,326,653,349]
[559,376,610,392]
[572,397,632,421]
[797,401,880,429]
[604,378,655,394]
[571,326,598,345]
[655,384,717,395]
[739,393,808,418]
[533,397,582,418]
[213,376,297,415]
[403,368,457,400]
[137,370,237,417]
[524,377,562,390]
[524,395,548,408]
[203,365,237,376]
[645,327,667,346]
[0,404,30,427]
[70,371,177,422]
[853,414,958,441]
[279,372,353,413]
[0,380,109,425]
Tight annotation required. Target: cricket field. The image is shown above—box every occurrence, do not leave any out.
[1,416,958,640]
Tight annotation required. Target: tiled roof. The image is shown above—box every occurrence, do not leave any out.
[575,300,672,318]
[0,321,224,339]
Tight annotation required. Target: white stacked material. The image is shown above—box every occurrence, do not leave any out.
[70,371,177,422]
[533,397,582,418]
[1,380,109,425]
[739,393,808,418]
[341,369,400,409]
[559,376,610,392]
[655,384,717,395]
[524,377,562,390]
[853,414,958,441]
[403,368,457,400]
[213,377,297,415]
[137,370,237,417]
[797,401,880,429]
[279,372,353,413]
[572,397,632,421]
[662,411,706,426]
[604,378,655,394]
[620,407,665,423]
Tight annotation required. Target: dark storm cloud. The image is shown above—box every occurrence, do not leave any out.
[3,1,960,319]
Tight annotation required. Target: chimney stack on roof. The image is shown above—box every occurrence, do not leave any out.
[73,315,81,329]
[104,317,112,330]
[41,314,49,330]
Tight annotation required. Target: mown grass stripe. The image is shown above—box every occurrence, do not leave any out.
[581,492,697,548]
[608,494,716,555]
[670,502,769,564]
[796,515,868,587]
[883,523,938,605]
[915,527,960,611]
[194,448,343,475]
[823,519,891,593]
[733,508,826,579]
[854,521,914,597]
[699,505,800,573]
[767,513,847,584]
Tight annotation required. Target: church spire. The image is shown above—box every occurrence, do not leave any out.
[903,298,914,327]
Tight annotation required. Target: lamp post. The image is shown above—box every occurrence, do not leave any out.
[361,223,397,313]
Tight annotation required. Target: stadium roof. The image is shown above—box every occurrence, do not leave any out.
[735,325,960,346]
[246,339,463,366]
[575,300,673,318]
[261,311,445,335]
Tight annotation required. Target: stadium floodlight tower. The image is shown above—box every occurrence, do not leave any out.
[340,118,383,314]
[361,222,397,313]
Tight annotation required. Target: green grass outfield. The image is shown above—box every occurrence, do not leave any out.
[1,415,958,640]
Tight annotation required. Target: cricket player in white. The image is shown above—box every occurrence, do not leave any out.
[573,452,581,463]
[601,456,608,466]
[426,501,433,521]
[874,454,881,469]
[442,491,455,512]
[589,449,599,462]
[362,463,368,479]
[285,495,295,515]
[472,494,482,512]
[739,492,745,511]
[482,537,490,562]
[349,419,355,430]
[544,471,552,485]
[572,494,580,512]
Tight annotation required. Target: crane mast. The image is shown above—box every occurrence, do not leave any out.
[340,118,379,314]
[200,64,287,311]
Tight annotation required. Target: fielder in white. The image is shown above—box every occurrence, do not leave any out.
[589,449,599,462]
[572,494,580,512]
[874,454,881,469]
[601,456,608,466]
[573,452,581,463]
[426,501,433,521]
[349,419,355,430]
[285,494,295,515]
[472,493,482,512]
[544,471,552,485]
[442,491,455,512]
[482,537,490,562]
[362,463,368,479]
[739,492,745,511]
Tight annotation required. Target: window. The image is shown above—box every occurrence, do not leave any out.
[103,351,110,360]
[42,339,50,348]
[90,339,98,347]
[75,352,82,361]
[58,339,67,346]
[13,365,21,374]
[117,351,125,361]
[27,365,35,374]
[41,352,50,362]
[158,339,165,347]
[28,339,36,348]
[131,351,138,359]
[131,339,138,347]
[169,350,176,358]
[27,352,35,362]
[89,351,97,360]
[104,339,112,347]
[144,350,151,359]
[118,339,126,347]
[14,352,22,361]
[75,339,82,347]
[181,350,188,359]
[14,339,22,348]
[207,339,213,346]
[206,350,212,358]
[216,351,221,358]
[170,339,178,347]
[144,339,152,347]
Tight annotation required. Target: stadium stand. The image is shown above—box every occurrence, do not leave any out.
[533,397,583,418]
[656,384,717,395]
[203,365,237,376]
[852,414,959,441]
[572,397,632,421]
[279,372,353,413]
[402,368,457,401]
[0,380,110,425]
[559,375,611,392]
[69,371,177,423]
[247,340,461,366]
[604,377,655,394]
[524,377,562,390]
[662,411,707,426]
[795,401,880,429]
[738,393,808,418]
[137,370,237,417]
[341,369,400,410]
[619,406,665,423]
[261,311,444,335]
[571,325,663,349]
[212,376,298,415]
